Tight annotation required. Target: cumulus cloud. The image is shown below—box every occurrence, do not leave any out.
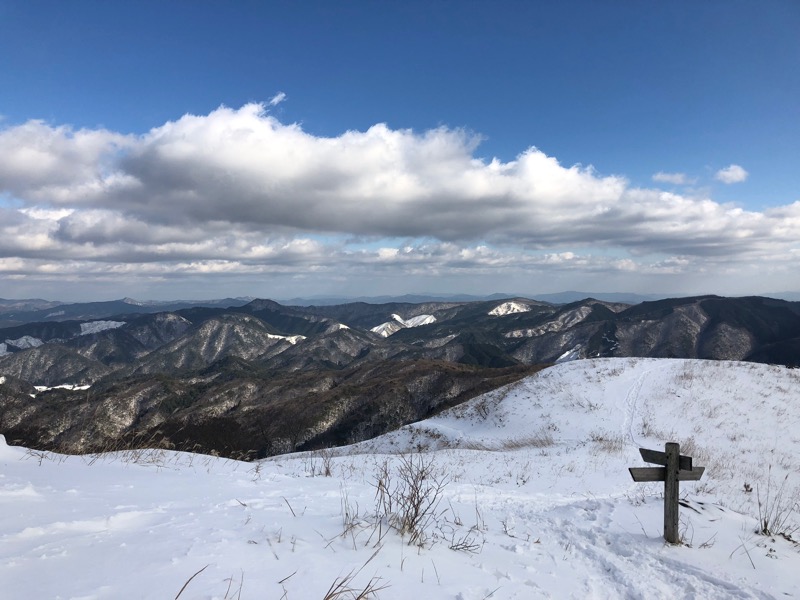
[652,172,694,185]
[0,120,131,198]
[715,164,748,184]
[9,104,777,253]
[0,105,797,297]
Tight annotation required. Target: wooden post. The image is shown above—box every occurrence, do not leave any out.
[664,442,680,544]
[629,442,704,544]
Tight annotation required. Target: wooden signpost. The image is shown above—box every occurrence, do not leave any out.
[629,442,705,544]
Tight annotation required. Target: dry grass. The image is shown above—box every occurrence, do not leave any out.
[322,548,388,599]
[756,466,799,540]
[589,431,626,454]
[499,429,554,450]
[322,573,387,600]
[447,426,556,452]
[373,453,449,547]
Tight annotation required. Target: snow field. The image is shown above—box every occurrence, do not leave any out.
[1,358,799,598]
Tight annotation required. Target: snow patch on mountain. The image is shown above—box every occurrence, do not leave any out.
[423,334,458,348]
[0,344,7,357]
[266,333,305,345]
[33,383,92,394]
[488,301,531,316]
[404,314,436,327]
[370,320,403,337]
[555,345,583,363]
[322,322,352,335]
[79,320,126,335]
[371,313,437,337]
[5,335,44,349]
[45,310,65,318]
[505,305,593,337]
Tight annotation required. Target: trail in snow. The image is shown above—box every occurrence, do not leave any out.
[622,366,652,448]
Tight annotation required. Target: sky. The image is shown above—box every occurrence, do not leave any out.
[1,1,799,302]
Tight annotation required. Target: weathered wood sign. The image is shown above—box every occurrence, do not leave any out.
[629,442,705,544]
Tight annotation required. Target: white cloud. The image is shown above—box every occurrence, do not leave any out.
[0,120,131,197]
[0,105,797,298]
[652,171,694,185]
[715,164,748,184]
[268,92,287,106]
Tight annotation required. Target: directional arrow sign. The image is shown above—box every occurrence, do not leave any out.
[629,466,705,482]
[639,448,692,471]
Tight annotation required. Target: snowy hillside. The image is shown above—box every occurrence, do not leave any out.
[370,313,437,337]
[79,320,126,335]
[2,358,799,599]
[0,335,45,356]
[488,301,532,316]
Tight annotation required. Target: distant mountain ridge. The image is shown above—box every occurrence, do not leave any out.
[2,294,799,459]
[4,291,800,324]
[281,291,667,305]
[3,294,799,381]
[0,297,253,328]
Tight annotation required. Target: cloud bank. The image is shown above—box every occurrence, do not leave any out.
[0,104,796,299]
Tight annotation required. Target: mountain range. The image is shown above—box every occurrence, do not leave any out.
[1,293,799,458]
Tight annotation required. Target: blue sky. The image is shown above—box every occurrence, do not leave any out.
[1,1,798,301]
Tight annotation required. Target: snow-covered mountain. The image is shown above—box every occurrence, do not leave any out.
[3,295,800,390]
[488,300,532,316]
[370,313,437,337]
[2,358,798,599]
[3,335,44,350]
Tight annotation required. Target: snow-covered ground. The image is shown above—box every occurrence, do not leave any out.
[2,358,799,599]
